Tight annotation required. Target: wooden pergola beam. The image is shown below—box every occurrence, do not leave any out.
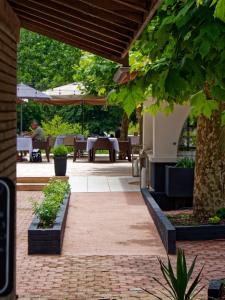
[77,0,143,23]
[21,20,127,64]
[14,8,128,50]
[19,15,124,54]
[49,0,139,31]
[111,0,148,13]
[9,0,131,44]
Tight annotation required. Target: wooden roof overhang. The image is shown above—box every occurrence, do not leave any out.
[8,0,161,65]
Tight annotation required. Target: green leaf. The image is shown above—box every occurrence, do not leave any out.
[199,40,211,58]
[214,0,225,22]
[190,90,219,118]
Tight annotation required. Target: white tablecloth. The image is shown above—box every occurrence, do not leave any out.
[54,135,66,147]
[87,138,119,152]
[17,137,33,155]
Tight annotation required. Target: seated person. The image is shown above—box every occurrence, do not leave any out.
[31,120,44,142]
[115,123,121,139]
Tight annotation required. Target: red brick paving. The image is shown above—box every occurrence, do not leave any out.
[16,192,225,299]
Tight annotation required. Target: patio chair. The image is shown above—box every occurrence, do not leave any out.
[73,138,87,161]
[118,140,131,161]
[32,135,51,162]
[92,137,114,162]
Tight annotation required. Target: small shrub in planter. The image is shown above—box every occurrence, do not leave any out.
[31,179,70,228]
[53,145,68,176]
[165,158,195,198]
[29,179,70,254]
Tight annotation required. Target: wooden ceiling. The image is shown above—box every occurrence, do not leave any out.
[8,0,160,64]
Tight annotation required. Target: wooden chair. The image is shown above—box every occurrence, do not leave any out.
[73,138,87,161]
[32,136,51,162]
[118,140,131,161]
[92,138,114,162]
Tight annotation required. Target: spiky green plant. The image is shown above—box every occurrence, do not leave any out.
[143,249,204,300]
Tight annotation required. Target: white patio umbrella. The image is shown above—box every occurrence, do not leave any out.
[17,83,51,133]
[37,83,106,134]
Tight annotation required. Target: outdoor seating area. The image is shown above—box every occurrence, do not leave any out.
[17,134,138,163]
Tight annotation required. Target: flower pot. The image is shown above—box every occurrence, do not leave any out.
[54,155,67,176]
[165,166,194,197]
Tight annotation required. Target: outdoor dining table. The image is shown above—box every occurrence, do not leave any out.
[17,136,33,157]
[86,137,120,152]
[54,134,85,147]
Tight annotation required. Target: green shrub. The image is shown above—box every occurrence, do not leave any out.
[143,249,204,300]
[53,145,68,156]
[31,179,70,228]
[176,157,195,168]
[216,208,225,220]
[208,215,221,224]
[42,115,88,137]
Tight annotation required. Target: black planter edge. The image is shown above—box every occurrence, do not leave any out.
[176,223,225,241]
[208,279,225,299]
[141,188,176,255]
[28,192,70,255]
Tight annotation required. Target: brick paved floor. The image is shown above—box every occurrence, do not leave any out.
[17,191,225,300]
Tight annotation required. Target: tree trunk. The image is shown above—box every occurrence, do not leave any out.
[120,112,129,140]
[136,105,143,145]
[193,103,225,219]
[119,112,129,159]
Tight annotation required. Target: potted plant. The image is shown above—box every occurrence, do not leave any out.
[142,249,204,300]
[165,157,195,197]
[28,178,70,254]
[53,145,68,176]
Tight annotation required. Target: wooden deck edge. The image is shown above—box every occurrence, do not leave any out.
[16,176,69,183]
[17,184,46,191]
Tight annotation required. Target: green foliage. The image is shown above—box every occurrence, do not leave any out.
[108,78,147,116]
[208,215,221,224]
[216,207,225,219]
[17,29,82,90]
[73,53,118,96]
[31,179,70,228]
[190,91,218,119]
[143,249,204,300]
[109,0,225,119]
[198,0,225,23]
[53,145,68,156]
[176,158,195,168]
[41,115,86,137]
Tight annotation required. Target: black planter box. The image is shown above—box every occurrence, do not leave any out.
[142,188,225,254]
[28,193,70,255]
[141,188,176,254]
[176,224,225,241]
[165,166,194,198]
[208,279,225,299]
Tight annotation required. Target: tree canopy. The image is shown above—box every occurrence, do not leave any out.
[17,29,125,134]
[108,0,225,123]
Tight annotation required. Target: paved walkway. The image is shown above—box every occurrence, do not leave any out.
[63,192,165,256]
[16,159,225,299]
[17,157,133,177]
[17,191,166,300]
[69,176,139,192]
[17,191,225,300]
